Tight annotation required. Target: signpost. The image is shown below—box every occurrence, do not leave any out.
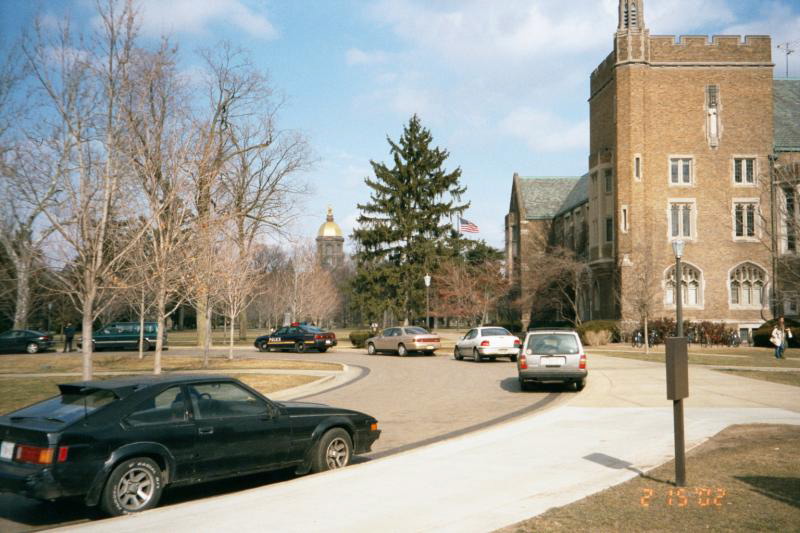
[668,239,688,487]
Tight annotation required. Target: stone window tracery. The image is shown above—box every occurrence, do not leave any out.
[730,263,765,307]
[665,263,702,307]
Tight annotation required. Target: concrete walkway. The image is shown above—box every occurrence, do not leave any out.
[59,354,800,533]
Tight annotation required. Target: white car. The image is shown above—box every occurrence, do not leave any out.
[454,326,521,362]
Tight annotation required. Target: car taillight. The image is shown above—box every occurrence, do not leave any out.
[315,335,323,340]
[419,337,438,343]
[15,445,68,465]
[579,354,587,369]
[514,338,521,346]
[480,340,490,347]
[519,354,528,369]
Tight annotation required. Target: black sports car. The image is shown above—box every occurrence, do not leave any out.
[0,375,380,516]
[255,323,337,353]
[0,330,55,354]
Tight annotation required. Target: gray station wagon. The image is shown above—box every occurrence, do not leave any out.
[517,329,587,391]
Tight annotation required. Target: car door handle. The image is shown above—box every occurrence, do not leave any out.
[198,427,214,435]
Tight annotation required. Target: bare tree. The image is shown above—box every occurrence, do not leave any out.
[523,247,592,327]
[434,258,508,326]
[621,244,660,353]
[214,241,262,359]
[285,242,339,325]
[189,43,307,348]
[19,2,148,379]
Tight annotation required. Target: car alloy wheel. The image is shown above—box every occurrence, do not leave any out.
[26,342,39,354]
[295,341,306,353]
[367,343,376,355]
[397,344,407,357]
[102,457,163,516]
[311,428,353,473]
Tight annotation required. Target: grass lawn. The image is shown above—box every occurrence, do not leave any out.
[502,424,800,533]
[588,344,800,368]
[717,369,800,388]
[0,354,341,374]
[0,373,319,415]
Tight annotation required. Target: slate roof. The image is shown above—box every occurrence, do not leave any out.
[515,176,586,220]
[555,173,589,217]
[774,79,800,152]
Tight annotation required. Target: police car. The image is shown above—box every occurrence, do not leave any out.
[254,323,337,353]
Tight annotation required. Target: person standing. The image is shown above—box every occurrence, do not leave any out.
[63,322,76,353]
[770,317,793,359]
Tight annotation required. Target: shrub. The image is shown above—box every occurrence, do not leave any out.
[577,320,620,344]
[584,330,612,346]
[349,330,371,348]
[752,318,800,348]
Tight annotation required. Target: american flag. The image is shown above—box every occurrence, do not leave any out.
[459,217,480,234]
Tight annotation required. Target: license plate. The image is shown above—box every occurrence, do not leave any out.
[0,441,14,461]
[541,357,565,367]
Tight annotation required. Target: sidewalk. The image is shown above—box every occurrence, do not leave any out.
[60,354,800,533]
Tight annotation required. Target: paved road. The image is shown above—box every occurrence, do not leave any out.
[0,346,566,531]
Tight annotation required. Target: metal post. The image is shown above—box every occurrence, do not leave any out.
[675,255,683,337]
[673,397,686,486]
[769,154,780,318]
[424,274,431,330]
[671,242,686,486]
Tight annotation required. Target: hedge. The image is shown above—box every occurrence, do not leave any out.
[349,330,372,348]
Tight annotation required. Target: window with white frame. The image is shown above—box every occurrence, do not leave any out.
[670,158,693,185]
[620,206,629,234]
[665,263,702,307]
[634,155,642,181]
[669,202,694,239]
[733,201,758,239]
[733,158,755,185]
[729,263,765,307]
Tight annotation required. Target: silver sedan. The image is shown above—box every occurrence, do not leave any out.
[365,327,441,356]
[454,327,521,362]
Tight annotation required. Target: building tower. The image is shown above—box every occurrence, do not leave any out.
[316,207,345,269]
[585,0,774,335]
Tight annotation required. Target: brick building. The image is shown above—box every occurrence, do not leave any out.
[505,0,800,337]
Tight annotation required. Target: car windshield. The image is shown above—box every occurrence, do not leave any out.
[482,328,511,336]
[527,333,579,354]
[405,327,428,335]
[8,388,118,424]
[301,326,324,333]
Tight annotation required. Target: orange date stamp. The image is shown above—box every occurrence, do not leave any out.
[640,487,727,508]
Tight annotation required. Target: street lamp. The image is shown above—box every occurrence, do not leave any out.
[424,274,431,330]
[669,239,687,487]
[672,240,685,337]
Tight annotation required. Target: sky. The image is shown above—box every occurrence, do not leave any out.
[2,0,799,252]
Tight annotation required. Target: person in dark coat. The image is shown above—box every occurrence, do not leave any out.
[63,323,76,353]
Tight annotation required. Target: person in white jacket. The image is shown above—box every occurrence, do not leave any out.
[770,317,793,359]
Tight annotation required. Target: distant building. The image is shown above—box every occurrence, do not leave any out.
[506,0,800,337]
[316,207,345,268]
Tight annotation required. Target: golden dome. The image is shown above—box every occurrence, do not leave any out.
[317,207,343,238]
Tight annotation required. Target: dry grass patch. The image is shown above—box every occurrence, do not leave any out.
[590,347,800,369]
[0,373,323,415]
[717,369,800,388]
[0,355,341,374]
[501,424,800,533]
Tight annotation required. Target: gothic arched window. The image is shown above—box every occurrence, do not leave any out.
[730,263,766,307]
[630,2,638,27]
[665,263,703,306]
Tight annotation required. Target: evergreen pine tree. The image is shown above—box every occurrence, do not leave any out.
[352,115,468,325]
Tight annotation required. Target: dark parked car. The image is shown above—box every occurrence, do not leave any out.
[0,330,55,354]
[0,375,380,516]
[255,323,337,353]
[78,321,166,352]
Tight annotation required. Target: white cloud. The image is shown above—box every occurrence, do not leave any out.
[500,108,589,153]
[346,48,389,66]
[134,0,278,40]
